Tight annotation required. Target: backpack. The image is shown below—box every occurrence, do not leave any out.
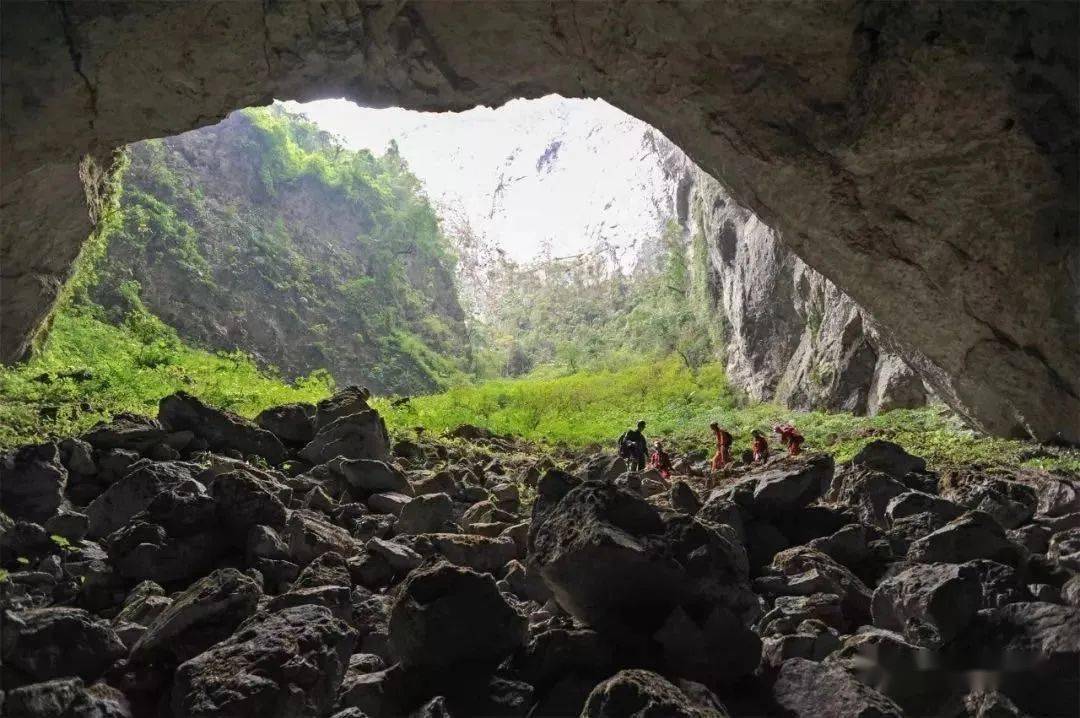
[617,431,636,458]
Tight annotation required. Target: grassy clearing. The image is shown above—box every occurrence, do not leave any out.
[376,357,1080,473]
[4,318,1075,477]
[0,306,332,449]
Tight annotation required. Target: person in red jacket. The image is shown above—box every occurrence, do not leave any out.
[774,423,805,457]
[751,430,770,463]
[709,422,733,471]
[648,440,674,481]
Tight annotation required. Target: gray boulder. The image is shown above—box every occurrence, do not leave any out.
[772,658,902,717]
[825,467,907,528]
[82,414,168,453]
[396,492,453,535]
[2,607,125,681]
[907,511,1017,564]
[4,678,133,718]
[581,669,727,718]
[85,459,203,538]
[1048,527,1080,570]
[428,533,517,573]
[388,561,525,670]
[749,454,833,512]
[299,410,390,465]
[885,490,963,525]
[871,562,980,647]
[962,559,1033,609]
[285,509,363,566]
[255,402,316,445]
[766,546,872,625]
[670,480,702,514]
[159,391,285,464]
[339,458,413,497]
[172,605,355,718]
[851,441,926,479]
[210,470,289,537]
[1,443,67,523]
[940,471,1037,529]
[132,567,262,663]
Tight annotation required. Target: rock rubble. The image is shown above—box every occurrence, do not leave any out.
[1,387,1078,716]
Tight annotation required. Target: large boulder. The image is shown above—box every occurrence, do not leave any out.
[131,567,262,663]
[772,658,903,717]
[313,386,373,430]
[581,669,726,718]
[85,460,203,538]
[159,391,286,463]
[766,546,873,625]
[0,443,67,523]
[171,605,355,718]
[285,509,364,566]
[851,441,926,479]
[339,458,412,497]
[2,607,125,681]
[255,402,316,446]
[530,480,760,682]
[948,603,1080,717]
[907,511,1018,564]
[871,562,980,647]
[388,561,525,670]
[210,470,289,538]
[300,410,390,465]
[532,481,731,632]
[825,465,910,529]
[82,414,168,453]
[747,454,833,512]
[3,678,133,718]
[427,533,517,573]
[885,491,964,525]
[107,519,225,584]
[396,492,453,535]
[940,471,1038,529]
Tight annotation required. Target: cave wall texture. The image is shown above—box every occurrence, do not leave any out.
[1,1,1077,442]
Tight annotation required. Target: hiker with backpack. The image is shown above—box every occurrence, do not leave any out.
[618,420,648,471]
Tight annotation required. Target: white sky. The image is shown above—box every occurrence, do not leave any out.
[279,96,677,264]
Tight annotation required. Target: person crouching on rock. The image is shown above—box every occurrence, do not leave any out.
[618,420,648,472]
[709,422,733,471]
[648,440,673,481]
[774,423,805,457]
[751,429,770,463]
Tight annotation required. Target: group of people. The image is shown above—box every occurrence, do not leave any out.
[617,419,805,482]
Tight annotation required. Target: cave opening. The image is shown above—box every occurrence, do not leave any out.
[2,4,1079,717]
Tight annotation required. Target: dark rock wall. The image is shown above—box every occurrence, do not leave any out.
[2,1,1077,440]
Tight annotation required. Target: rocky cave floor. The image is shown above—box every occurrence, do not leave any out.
[2,386,1079,717]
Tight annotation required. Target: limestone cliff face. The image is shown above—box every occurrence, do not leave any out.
[91,109,469,394]
[2,1,1077,441]
[655,139,928,415]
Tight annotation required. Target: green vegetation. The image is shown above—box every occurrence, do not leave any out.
[91,105,469,393]
[451,220,721,378]
[377,357,1080,473]
[0,301,331,449]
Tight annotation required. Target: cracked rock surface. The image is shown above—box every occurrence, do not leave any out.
[2,2,1078,441]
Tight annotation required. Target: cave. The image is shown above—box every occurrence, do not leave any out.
[1,1,1077,443]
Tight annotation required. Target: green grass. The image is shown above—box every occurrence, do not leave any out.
[376,357,1080,473]
[0,305,332,449]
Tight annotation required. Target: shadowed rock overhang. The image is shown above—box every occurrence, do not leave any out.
[1,1,1077,441]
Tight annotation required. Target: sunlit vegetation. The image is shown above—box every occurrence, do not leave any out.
[451,219,722,378]
[377,357,1080,473]
[91,105,469,393]
[0,300,332,449]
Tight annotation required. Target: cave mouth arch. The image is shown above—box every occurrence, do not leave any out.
[1,1,1077,442]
